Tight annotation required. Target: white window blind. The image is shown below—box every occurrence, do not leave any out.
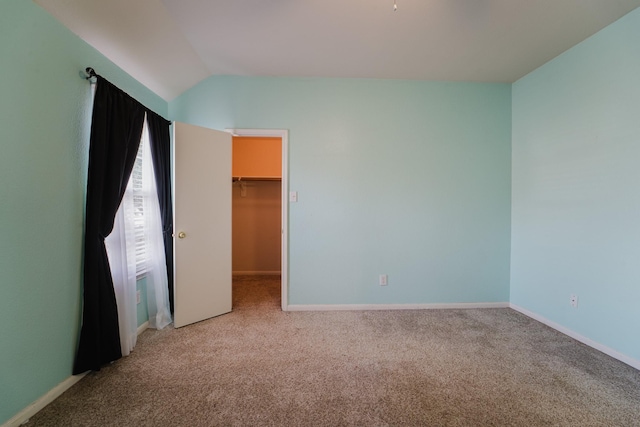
[127,122,152,277]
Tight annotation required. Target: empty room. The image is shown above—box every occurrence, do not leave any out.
[1,0,639,426]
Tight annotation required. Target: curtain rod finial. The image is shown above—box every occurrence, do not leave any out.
[81,67,98,82]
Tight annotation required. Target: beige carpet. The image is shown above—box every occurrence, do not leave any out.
[26,276,640,426]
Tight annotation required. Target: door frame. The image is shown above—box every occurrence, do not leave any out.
[227,128,289,311]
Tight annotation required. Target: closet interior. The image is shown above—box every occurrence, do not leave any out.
[232,136,282,276]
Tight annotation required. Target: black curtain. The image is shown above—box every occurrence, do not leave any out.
[73,77,146,374]
[146,112,175,313]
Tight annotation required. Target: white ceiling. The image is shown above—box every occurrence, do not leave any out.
[35,0,640,101]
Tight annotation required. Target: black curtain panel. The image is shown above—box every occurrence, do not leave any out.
[73,76,146,374]
[146,112,175,313]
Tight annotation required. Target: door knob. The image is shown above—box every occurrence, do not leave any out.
[178,231,186,239]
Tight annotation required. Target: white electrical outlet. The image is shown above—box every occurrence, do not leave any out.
[136,290,141,305]
[379,274,388,286]
[569,294,578,308]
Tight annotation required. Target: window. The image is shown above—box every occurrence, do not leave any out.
[130,131,146,276]
[123,120,154,277]
[105,115,172,345]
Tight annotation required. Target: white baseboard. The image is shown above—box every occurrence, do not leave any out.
[286,302,509,311]
[4,321,152,427]
[2,373,87,427]
[233,271,281,276]
[137,321,149,336]
[510,303,640,370]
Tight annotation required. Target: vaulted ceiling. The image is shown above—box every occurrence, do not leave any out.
[35,0,640,100]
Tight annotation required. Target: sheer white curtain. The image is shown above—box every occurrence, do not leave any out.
[105,118,172,356]
[105,175,138,355]
[141,124,172,330]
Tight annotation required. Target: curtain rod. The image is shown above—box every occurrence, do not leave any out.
[80,67,171,126]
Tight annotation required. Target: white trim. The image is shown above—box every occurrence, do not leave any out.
[3,319,148,427]
[137,320,149,336]
[226,129,289,311]
[287,302,509,311]
[233,271,281,276]
[2,373,88,427]
[510,303,640,370]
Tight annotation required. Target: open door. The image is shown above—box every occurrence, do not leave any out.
[173,122,232,328]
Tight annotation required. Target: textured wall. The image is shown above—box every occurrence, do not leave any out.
[171,76,512,306]
[511,8,640,362]
[0,1,166,423]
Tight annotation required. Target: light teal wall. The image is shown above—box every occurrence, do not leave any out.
[170,76,512,305]
[0,0,166,423]
[136,277,149,327]
[511,8,640,361]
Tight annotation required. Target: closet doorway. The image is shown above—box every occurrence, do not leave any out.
[228,129,288,310]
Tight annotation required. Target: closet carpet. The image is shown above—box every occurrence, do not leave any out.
[26,276,640,426]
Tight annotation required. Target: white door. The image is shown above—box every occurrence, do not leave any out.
[173,122,232,328]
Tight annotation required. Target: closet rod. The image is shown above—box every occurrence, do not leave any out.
[232,177,281,182]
